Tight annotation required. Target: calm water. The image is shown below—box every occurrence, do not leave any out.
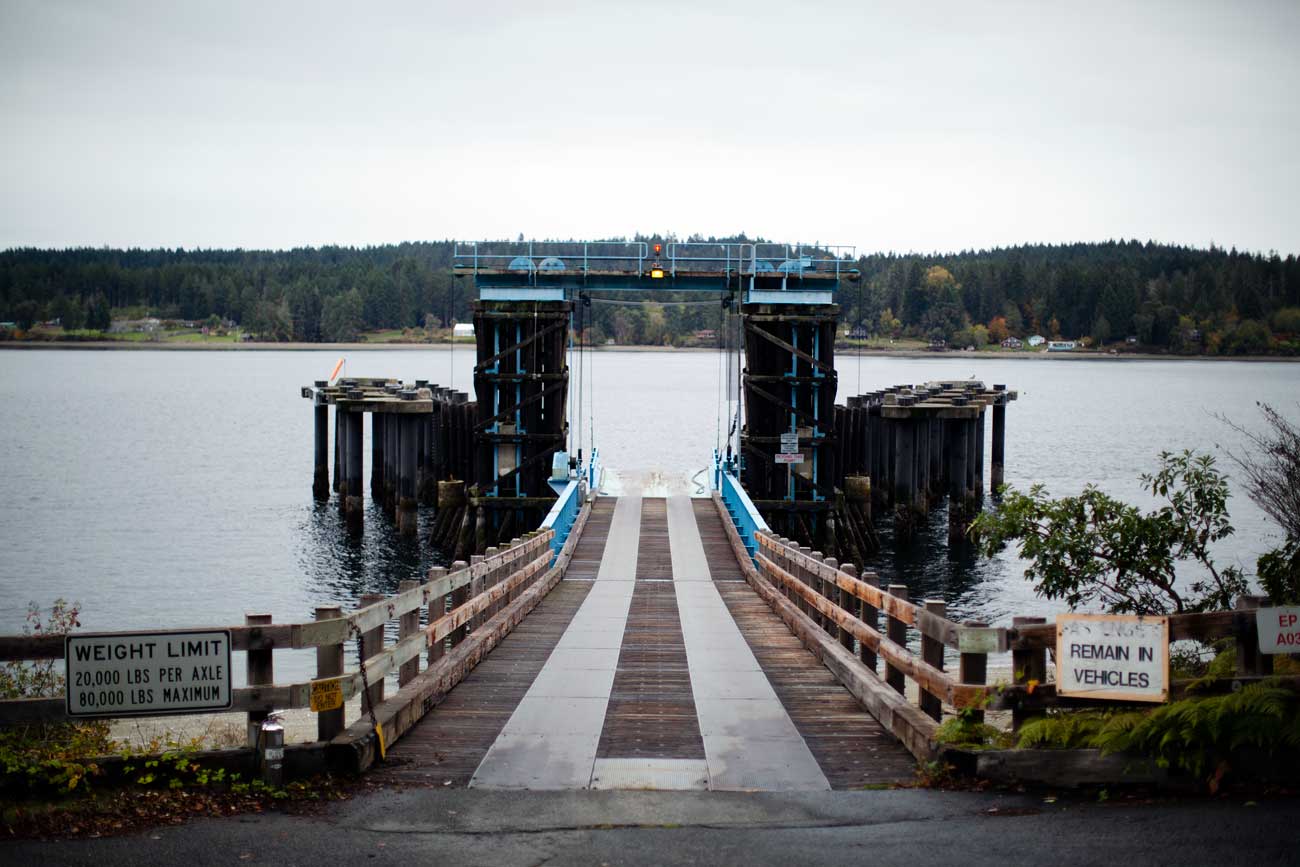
[0,348,1296,679]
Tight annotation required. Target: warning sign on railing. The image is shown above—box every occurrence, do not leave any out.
[1056,614,1168,702]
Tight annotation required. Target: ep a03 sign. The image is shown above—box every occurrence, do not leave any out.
[65,630,232,718]
[1056,614,1169,703]
[1257,606,1300,653]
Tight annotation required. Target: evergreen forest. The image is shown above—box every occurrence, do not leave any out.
[2,238,1298,355]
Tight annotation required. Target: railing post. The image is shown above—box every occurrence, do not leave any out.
[797,546,815,621]
[485,547,501,619]
[859,570,879,673]
[920,600,946,721]
[839,563,857,652]
[1012,616,1048,731]
[450,560,470,645]
[1235,595,1274,678]
[959,620,989,724]
[469,555,485,630]
[245,613,273,748]
[316,605,345,741]
[398,579,420,687]
[815,554,831,633]
[359,593,385,711]
[885,585,909,695]
[427,566,446,665]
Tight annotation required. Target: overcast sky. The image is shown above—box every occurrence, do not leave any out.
[2,0,1297,254]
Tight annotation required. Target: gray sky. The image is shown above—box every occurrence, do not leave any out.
[2,0,1298,254]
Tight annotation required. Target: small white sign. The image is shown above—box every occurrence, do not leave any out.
[66,630,232,718]
[1056,614,1168,702]
[774,453,803,465]
[779,432,799,449]
[1258,607,1300,653]
[958,627,1003,655]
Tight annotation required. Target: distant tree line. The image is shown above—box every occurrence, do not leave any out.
[2,238,1298,354]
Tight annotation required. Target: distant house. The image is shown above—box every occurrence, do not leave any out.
[1126,336,1139,344]
[452,323,474,338]
[927,338,947,351]
[846,324,870,340]
[693,329,717,341]
[1047,340,1077,352]
[1027,335,1046,347]
[1001,337,1022,349]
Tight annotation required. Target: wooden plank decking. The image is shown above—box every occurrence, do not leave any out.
[376,493,914,790]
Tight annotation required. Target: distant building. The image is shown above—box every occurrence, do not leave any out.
[452,323,474,338]
[846,324,870,340]
[1047,340,1077,352]
[1126,336,1139,344]
[928,338,947,351]
[1027,335,1046,347]
[693,329,717,341]
[1001,337,1022,349]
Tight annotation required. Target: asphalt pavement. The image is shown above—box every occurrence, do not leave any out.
[6,787,1299,866]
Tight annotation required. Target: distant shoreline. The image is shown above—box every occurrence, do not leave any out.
[2,339,1296,362]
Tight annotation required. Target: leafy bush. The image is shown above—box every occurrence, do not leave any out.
[0,601,115,793]
[973,451,1247,614]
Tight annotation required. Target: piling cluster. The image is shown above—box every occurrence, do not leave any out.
[306,378,476,540]
[839,380,1016,544]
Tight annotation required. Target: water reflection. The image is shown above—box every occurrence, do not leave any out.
[297,500,447,613]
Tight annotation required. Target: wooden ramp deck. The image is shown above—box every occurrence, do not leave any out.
[372,495,914,790]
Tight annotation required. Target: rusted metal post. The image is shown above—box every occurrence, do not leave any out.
[245,613,273,747]
[1012,616,1048,731]
[960,620,989,724]
[920,600,945,721]
[315,605,345,741]
[885,584,908,695]
[398,579,420,687]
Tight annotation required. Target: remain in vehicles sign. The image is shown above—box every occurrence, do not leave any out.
[65,630,232,718]
[1055,614,1168,702]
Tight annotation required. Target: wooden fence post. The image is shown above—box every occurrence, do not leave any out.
[449,560,470,645]
[1012,616,1048,731]
[398,579,420,687]
[315,605,344,741]
[839,564,858,652]
[822,556,838,637]
[245,613,273,748]
[469,554,485,630]
[959,620,989,724]
[920,600,946,721]
[885,584,909,695]
[359,593,385,711]
[859,569,879,673]
[427,567,446,665]
[1235,595,1274,677]
[485,547,500,618]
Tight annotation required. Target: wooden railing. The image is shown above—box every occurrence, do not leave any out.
[0,502,594,775]
[711,493,1288,762]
